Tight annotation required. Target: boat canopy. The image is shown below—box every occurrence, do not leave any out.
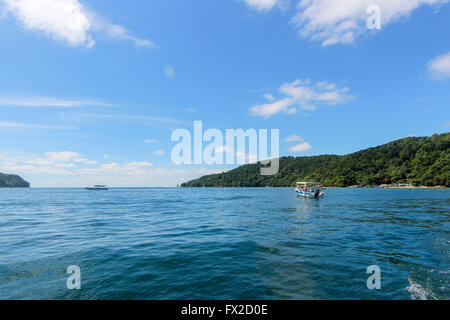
[297,182,321,186]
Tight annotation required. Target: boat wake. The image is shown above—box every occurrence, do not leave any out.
[406,275,437,300]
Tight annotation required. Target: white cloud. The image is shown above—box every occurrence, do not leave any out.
[241,0,279,11]
[144,139,159,144]
[0,162,75,175]
[94,18,156,48]
[56,167,222,187]
[122,161,154,174]
[1,0,94,47]
[0,150,221,187]
[83,113,187,127]
[263,93,276,101]
[250,79,353,118]
[153,150,166,156]
[0,96,113,107]
[291,0,450,46]
[164,65,176,80]
[21,151,98,167]
[0,151,140,175]
[288,142,312,153]
[77,161,151,175]
[236,151,259,164]
[285,135,304,142]
[0,150,101,176]
[0,121,76,130]
[215,145,233,153]
[1,0,155,48]
[241,0,449,46]
[428,52,450,80]
[214,146,258,164]
[76,161,155,176]
[73,158,98,165]
[45,151,81,162]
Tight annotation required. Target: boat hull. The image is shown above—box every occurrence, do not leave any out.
[296,191,324,198]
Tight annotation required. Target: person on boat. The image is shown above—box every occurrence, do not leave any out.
[314,187,320,199]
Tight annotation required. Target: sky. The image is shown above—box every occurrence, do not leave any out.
[0,0,449,187]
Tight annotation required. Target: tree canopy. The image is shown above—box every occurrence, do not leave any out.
[0,173,30,188]
[181,133,450,188]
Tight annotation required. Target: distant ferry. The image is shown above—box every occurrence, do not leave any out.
[296,182,324,199]
[85,185,109,191]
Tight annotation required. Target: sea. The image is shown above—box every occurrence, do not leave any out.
[0,187,448,300]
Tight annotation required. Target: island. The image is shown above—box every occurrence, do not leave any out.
[0,173,30,188]
[182,133,449,188]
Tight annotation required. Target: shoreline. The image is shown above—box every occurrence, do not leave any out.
[1,186,448,189]
[382,186,448,189]
[181,186,449,189]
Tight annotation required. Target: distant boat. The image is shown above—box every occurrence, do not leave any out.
[85,185,108,190]
[296,182,324,199]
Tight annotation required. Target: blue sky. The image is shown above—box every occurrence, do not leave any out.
[0,0,449,187]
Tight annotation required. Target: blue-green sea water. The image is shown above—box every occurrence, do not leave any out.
[0,188,448,300]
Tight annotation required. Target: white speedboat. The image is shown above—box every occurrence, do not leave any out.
[85,185,109,191]
[296,182,324,199]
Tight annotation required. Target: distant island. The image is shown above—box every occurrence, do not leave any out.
[0,173,30,188]
[182,133,449,188]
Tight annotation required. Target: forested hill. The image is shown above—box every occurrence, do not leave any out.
[181,133,450,188]
[0,173,30,188]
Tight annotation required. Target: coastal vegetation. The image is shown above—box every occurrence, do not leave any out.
[182,133,450,188]
[0,173,30,188]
